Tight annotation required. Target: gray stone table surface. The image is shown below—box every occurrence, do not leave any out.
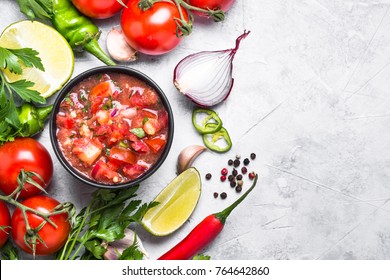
[1,0,390,260]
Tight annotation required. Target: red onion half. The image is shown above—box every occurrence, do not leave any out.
[173,30,250,107]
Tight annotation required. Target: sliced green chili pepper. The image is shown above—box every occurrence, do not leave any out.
[192,108,222,134]
[130,128,146,138]
[202,123,232,153]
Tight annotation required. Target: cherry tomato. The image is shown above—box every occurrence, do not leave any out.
[71,0,128,19]
[11,196,71,256]
[0,201,11,248]
[121,0,188,55]
[0,138,53,199]
[188,0,236,16]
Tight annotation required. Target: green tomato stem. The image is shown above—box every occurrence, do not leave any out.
[0,191,73,256]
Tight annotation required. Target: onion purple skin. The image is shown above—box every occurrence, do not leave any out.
[173,49,235,107]
[173,30,250,108]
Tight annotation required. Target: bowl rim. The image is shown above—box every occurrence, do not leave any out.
[49,66,174,189]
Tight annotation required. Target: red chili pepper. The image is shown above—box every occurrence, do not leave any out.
[158,174,258,260]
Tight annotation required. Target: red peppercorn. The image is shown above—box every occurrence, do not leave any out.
[221,168,228,176]
[220,175,227,182]
[248,171,256,180]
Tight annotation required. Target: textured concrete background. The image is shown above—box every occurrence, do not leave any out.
[2,0,390,260]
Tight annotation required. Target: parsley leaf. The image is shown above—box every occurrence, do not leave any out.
[56,186,157,260]
[0,48,22,74]
[0,45,49,144]
[16,0,53,21]
[119,242,144,260]
[0,241,19,260]
[8,80,46,104]
[0,47,44,74]
[11,48,45,72]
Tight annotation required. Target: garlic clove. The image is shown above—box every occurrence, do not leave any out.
[106,26,137,62]
[103,228,149,260]
[177,145,207,174]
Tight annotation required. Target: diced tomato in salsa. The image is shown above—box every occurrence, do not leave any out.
[56,115,75,129]
[56,73,169,185]
[72,138,103,166]
[144,137,166,154]
[129,89,158,107]
[89,81,113,113]
[131,140,149,153]
[123,164,147,179]
[108,146,137,165]
[91,161,121,184]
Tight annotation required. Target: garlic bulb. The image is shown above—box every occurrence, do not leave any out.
[103,228,148,260]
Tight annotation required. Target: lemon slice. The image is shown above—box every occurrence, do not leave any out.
[0,20,74,98]
[142,167,201,236]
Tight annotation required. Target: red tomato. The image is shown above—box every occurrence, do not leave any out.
[188,0,236,16]
[0,138,53,199]
[71,0,128,19]
[0,201,11,248]
[121,0,188,55]
[11,196,71,255]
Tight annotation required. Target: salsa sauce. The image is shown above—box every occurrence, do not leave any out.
[56,73,169,185]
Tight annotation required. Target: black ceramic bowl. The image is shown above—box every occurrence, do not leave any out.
[50,66,174,189]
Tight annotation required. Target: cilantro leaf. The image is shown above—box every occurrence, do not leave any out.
[16,0,53,21]
[8,80,46,104]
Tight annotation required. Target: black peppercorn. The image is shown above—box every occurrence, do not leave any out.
[241,167,247,174]
[232,168,238,176]
[250,153,256,160]
[233,159,240,167]
[228,159,233,166]
[235,186,242,193]
[230,180,236,187]
[228,175,234,181]
[243,158,250,166]
[205,173,212,180]
[213,192,219,198]
[236,174,243,180]
[220,192,227,199]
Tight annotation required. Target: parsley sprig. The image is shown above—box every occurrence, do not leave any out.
[56,186,158,260]
[0,46,46,143]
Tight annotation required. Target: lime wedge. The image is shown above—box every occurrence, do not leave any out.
[0,20,74,98]
[142,167,201,236]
